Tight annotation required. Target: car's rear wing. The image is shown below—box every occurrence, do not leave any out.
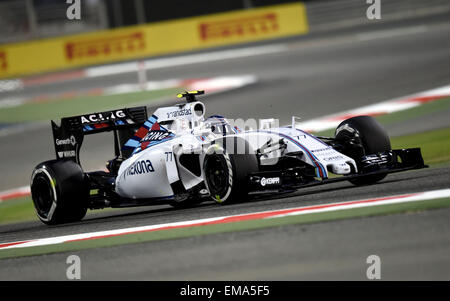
[51,107,148,164]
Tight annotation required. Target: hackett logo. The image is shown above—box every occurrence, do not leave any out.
[65,32,145,61]
[199,13,278,41]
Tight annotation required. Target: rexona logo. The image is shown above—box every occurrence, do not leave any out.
[125,159,155,178]
[199,13,279,41]
[81,110,126,124]
[56,135,77,146]
[260,177,280,186]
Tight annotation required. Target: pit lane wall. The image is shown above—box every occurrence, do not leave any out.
[0,2,308,79]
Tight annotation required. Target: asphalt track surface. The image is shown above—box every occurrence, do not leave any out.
[1,166,450,280]
[1,14,450,280]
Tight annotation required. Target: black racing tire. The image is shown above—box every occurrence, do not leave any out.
[335,116,391,186]
[30,160,88,225]
[203,138,259,204]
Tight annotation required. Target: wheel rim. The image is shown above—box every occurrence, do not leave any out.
[204,155,229,198]
[31,170,56,220]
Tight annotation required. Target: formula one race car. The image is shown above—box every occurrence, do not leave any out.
[30,90,427,224]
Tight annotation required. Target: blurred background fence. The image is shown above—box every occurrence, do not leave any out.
[2,0,450,45]
[0,0,449,79]
[0,0,108,43]
[306,0,450,31]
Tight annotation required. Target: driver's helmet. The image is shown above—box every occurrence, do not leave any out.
[204,115,240,135]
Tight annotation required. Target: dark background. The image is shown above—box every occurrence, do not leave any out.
[106,0,307,27]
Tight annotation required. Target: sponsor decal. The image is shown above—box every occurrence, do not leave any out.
[55,135,76,146]
[81,110,126,124]
[260,177,280,186]
[199,13,278,41]
[142,130,171,142]
[0,51,7,70]
[125,159,155,178]
[322,155,345,162]
[310,148,345,162]
[65,32,145,61]
[166,108,192,119]
[57,150,76,158]
[311,147,332,153]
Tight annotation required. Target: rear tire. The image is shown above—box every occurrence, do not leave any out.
[203,138,258,204]
[30,160,88,225]
[335,116,391,186]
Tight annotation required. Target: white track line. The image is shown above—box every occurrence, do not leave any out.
[269,188,450,219]
[85,44,288,78]
[357,25,428,41]
[0,74,258,108]
[1,188,449,250]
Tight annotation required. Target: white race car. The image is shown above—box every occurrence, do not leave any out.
[30,90,426,224]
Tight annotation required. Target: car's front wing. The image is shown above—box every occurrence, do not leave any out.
[247,148,427,195]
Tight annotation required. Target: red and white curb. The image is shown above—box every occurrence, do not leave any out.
[1,188,449,250]
[0,186,30,203]
[0,75,257,108]
[297,85,450,133]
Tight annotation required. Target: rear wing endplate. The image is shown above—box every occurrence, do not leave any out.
[51,107,148,164]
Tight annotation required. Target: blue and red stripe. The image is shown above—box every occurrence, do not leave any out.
[255,130,327,179]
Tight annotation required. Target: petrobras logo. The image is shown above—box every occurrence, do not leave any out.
[260,177,280,186]
[81,110,126,124]
[125,159,155,178]
[56,135,76,146]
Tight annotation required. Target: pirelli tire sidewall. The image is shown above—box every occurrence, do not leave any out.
[203,138,259,204]
[30,159,88,225]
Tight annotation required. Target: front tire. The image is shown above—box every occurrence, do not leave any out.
[335,116,391,186]
[203,139,258,204]
[30,160,88,225]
